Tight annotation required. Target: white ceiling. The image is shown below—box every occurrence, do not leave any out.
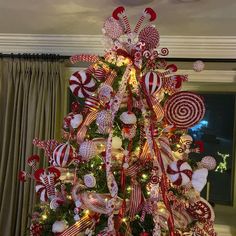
[0,0,236,36]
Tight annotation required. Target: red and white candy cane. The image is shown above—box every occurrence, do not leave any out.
[134,8,157,34]
[113,6,131,35]
[70,54,98,64]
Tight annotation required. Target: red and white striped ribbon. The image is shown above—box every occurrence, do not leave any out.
[59,215,94,236]
[77,110,98,143]
[104,70,117,86]
[129,180,143,218]
[70,54,99,64]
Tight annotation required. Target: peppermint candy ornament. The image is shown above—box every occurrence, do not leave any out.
[79,141,97,161]
[52,143,74,167]
[69,70,96,98]
[138,25,160,50]
[167,160,193,186]
[84,174,96,188]
[164,91,205,128]
[140,71,162,95]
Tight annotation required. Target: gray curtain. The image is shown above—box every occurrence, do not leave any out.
[0,56,68,235]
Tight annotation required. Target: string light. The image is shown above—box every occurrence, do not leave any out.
[142,174,148,180]
[84,210,90,215]
[42,214,47,220]
[122,217,127,222]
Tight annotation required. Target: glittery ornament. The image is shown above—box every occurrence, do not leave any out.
[98,84,113,104]
[120,111,137,124]
[84,174,96,188]
[96,110,112,134]
[193,60,205,72]
[138,26,159,49]
[79,141,97,161]
[200,156,216,170]
[103,17,123,39]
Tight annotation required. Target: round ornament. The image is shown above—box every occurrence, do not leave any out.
[52,143,74,167]
[138,25,159,49]
[79,141,97,161]
[193,60,205,72]
[103,17,123,39]
[70,114,83,129]
[94,68,107,81]
[69,70,96,98]
[140,71,162,95]
[120,111,137,124]
[98,84,113,104]
[112,136,122,149]
[52,220,68,233]
[200,156,216,170]
[96,110,113,134]
[164,91,205,128]
[84,96,100,111]
[167,160,193,186]
[84,174,96,188]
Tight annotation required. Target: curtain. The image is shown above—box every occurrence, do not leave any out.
[0,55,68,235]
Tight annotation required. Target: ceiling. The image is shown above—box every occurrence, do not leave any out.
[0,0,236,36]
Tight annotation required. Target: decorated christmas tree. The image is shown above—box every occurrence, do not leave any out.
[20,6,217,236]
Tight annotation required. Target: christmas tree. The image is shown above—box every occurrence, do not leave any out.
[20,6,217,236]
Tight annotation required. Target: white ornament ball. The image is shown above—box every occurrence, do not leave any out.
[112,136,122,149]
[79,141,97,161]
[84,174,96,188]
[74,214,80,221]
[52,220,68,233]
[200,156,217,170]
[98,84,113,103]
[70,114,83,129]
[193,60,205,72]
[120,111,137,125]
[75,199,82,208]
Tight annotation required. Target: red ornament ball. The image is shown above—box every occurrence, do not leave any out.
[138,26,159,49]
[94,68,107,81]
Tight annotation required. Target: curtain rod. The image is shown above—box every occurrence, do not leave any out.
[1,53,236,62]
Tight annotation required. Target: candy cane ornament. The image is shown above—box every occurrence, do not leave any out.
[134,7,157,33]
